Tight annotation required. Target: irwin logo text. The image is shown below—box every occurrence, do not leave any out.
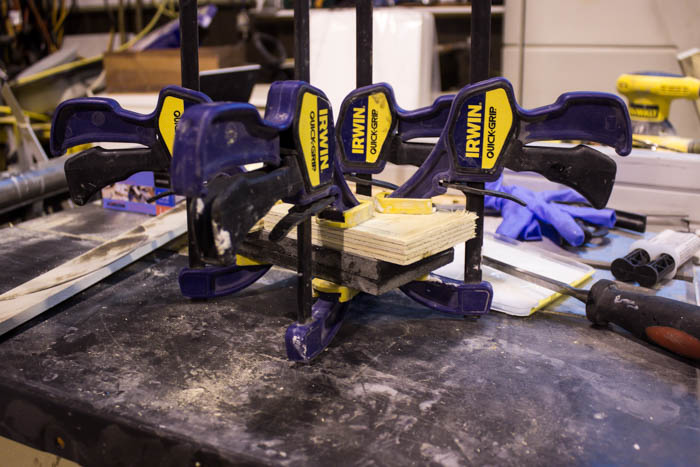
[351,106,379,157]
[465,103,497,160]
[308,108,330,171]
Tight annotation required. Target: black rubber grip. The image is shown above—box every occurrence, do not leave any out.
[64,146,169,205]
[207,167,303,265]
[268,195,334,242]
[387,140,432,167]
[586,279,700,360]
[613,209,646,233]
[507,143,617,209]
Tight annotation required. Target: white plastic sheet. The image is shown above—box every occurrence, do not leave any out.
[310,8,440,117]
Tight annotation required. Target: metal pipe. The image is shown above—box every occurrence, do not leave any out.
[0,156,69,215]
[463,0,491,283]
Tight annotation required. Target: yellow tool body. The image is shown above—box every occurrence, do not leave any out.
[617,72,700,152]
[617,73,700,124]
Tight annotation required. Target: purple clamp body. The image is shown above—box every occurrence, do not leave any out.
[391,77,632,199]
[400,277,493,315]
[285,293,351,362]
[335,83,454,174]
[50,85,211,157]
[178,263,271,299]
[165,89,286,300]
[49,86,274,303]
[170,102,282,198]
[387,77,630,314]
[171,80,348,207]
[335,77,631,181]
[171,81,361,299]
[398,93,455,141]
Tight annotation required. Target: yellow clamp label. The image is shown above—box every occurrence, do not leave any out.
[349,91,393,164]
[298,92,332,188]
[317,200,374,229]
[65,143,93,155]
[236,254,263,267]
[158,96,185,157]
[312,278,359,303]
[463,88,513,170]
[373,192,433,214]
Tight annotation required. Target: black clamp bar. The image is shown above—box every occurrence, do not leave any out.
[179,0,205,269]
[355,0,374,197]
[294,0,313,324]
[464,0,491,283]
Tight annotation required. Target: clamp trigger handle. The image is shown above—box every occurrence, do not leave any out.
[439,180,528,207]
[64,146,169,205]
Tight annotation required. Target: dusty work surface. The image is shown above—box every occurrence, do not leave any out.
[0,204,148,295]
[0,251,698,466]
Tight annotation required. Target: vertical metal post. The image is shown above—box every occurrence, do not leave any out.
[179,0,200,92]
[294,0,310,82]
[464,0,491,282]
[355,0,373,197]
[294,0,312,324]
[179,0,204,268]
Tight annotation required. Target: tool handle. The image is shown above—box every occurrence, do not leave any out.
[519,92,632,156]
[613,209,646,233]
[390,139,452,199]
[398,94,454,140]
[51,97,158,155]
[506,143,617,209]
[64,146,169,205]
[205,168,302,264]
[586,279,700,360]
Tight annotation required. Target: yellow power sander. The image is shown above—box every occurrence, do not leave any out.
[616,72,700,153]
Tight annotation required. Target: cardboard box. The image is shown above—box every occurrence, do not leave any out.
[104,45,246,92]
[101,171,182,216]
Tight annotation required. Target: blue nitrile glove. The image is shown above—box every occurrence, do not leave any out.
[484,177,616,247]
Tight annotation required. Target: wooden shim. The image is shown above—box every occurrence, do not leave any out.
[240,232,454,295]
[0,204,187,336]
[265,203,476,265]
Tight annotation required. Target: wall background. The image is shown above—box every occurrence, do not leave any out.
[502,0,700,138]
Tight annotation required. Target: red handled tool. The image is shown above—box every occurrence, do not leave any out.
[483,255,700,360]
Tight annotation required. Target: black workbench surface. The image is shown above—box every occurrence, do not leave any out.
[1,244,699,465]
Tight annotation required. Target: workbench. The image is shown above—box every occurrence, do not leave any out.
[0,205,698,466]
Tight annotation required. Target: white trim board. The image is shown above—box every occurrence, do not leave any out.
[0,204,187,336]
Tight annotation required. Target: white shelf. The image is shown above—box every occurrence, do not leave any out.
[252,5,505,19]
